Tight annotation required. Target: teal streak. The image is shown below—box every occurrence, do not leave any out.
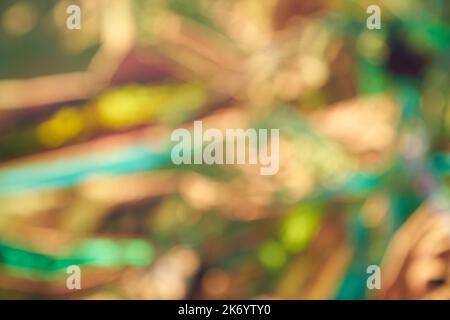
[0,144,172,197]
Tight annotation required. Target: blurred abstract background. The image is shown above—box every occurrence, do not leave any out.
[0,0,449,299]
